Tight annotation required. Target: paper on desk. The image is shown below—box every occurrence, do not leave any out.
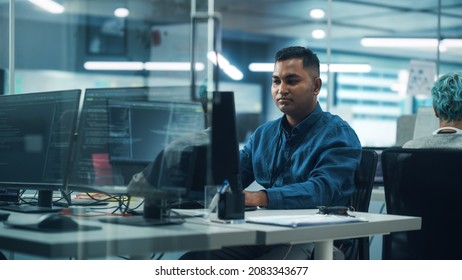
[246,214,367,228]
[171,208,207,217]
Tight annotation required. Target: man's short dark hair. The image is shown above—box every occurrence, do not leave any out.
[275,46,320,77]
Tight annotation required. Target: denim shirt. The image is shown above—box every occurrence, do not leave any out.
[240,103,361,209]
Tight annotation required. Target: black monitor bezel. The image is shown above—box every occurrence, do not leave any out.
[0,89,82,212]
[0,89,82,191]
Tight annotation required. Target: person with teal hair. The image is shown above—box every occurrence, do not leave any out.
[404,71,462,148]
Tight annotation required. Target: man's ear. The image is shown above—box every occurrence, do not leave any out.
[314,77,322,95]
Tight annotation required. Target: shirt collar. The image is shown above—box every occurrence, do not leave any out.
[281,102,323,136]
[433,126,462,135]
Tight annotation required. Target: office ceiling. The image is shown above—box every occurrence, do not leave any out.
[4,0,462,64]
[213,0,462,63]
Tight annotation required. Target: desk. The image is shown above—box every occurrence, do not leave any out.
[0,209,421,260]
[0,212,257,259]
[199,209,421,260]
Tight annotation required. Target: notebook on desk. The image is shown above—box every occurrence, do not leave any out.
[246,214,367,228]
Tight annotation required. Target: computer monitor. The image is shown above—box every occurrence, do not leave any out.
[211,91,241,192]
[67,87,150,192]
[0,89,81,212]
[211,91,244,220]
[68,87,207,207]
[107,100,205,164]
[97,99,207,226]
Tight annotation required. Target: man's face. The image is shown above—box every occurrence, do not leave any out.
[271,58,322,121]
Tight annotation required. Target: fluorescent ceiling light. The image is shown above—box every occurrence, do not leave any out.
[361,38,438,48]
[28,0,64,14]
[311,29,326,39]
[321,64,372,73]
[441,39,462,48]
[309,9,325,19]
[84,61,205,71]
[249,63,371,73]
[248,63,274,72]
[114,8,129,18]
[84,61,144,71]
[207,51,244,80]
[361,37,462,50]
[360,37,462,53]
[144,62,204,71]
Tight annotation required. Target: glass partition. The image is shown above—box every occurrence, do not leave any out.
[1,0,462,259]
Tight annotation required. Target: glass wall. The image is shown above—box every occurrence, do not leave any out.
[2,0,460,147]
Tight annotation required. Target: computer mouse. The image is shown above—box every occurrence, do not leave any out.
[37,214,79,230]
[0,211,10,221]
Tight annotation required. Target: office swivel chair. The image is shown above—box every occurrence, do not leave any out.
[340,148,378,260]
[381,148,462,259]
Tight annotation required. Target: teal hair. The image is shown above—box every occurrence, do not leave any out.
[432,72,462,122]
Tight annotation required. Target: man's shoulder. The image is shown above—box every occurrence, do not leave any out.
[319,111,354,130]
[403,134,462,149]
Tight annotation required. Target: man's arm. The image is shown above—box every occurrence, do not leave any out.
[244,190,268,207]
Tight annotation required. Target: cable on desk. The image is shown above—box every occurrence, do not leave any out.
[17,190,39,205]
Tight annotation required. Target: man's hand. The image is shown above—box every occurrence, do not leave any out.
[244,190,268,207]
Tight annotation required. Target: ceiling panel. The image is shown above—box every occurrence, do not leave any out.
[1,0,461,63]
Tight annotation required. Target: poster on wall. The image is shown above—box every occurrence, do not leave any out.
[406,60,436,96]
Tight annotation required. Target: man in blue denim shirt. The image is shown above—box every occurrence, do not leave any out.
[242,47,361,209]
[180,46,361,260]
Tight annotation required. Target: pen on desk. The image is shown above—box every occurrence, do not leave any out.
[205,180,230,218]
[219,179,230,194]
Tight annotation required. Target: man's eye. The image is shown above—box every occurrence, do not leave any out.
[286,79,298,85]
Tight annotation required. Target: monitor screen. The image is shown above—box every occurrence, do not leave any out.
[108,100,205,164]
[68,86,206,194]
[68,87,150,189]
[211,91,241,192]
[236,113,261,144]
[0,90,81,189]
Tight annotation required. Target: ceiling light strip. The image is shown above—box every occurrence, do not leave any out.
[84,61,206,72]
[249,63,371,73]
[28,0,64,14]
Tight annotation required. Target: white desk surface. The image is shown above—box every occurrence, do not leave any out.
[0,212,257,259]
[193,209,421,259]
[0,208,421,260]
[222,209,420,245]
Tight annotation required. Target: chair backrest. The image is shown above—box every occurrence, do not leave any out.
[395,114,416,147]
[381,148,462,259]
[342,148,378,260]
[351,149,379,212]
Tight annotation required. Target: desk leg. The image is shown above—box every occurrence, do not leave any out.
[314,240,333,260]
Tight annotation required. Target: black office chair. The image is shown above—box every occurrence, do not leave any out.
[340,148,378,260]
[381,148,462,259]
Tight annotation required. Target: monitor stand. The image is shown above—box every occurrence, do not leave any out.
[99,198,184,226]
[0,190,63,213]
